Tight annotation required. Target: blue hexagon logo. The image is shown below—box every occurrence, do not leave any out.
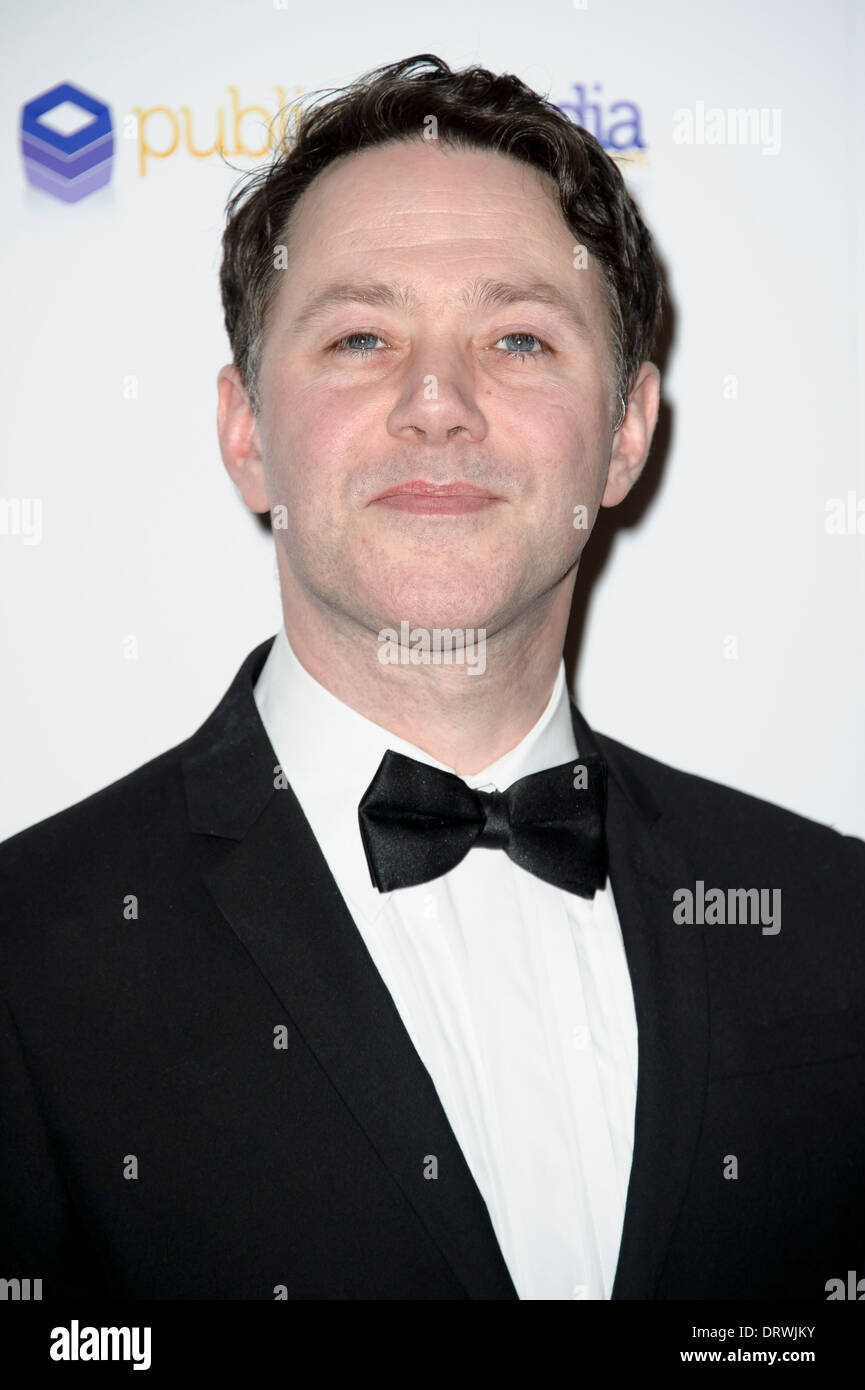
[21,81,114,203]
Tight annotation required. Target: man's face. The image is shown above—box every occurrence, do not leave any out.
[249,139,633,638]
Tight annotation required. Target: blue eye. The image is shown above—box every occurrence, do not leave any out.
[495,332,548,360]
[329,331,551,361]
[331,333,386,357]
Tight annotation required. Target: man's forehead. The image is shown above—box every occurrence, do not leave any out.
[296,137,561,208]
[282,140,578,261]
[271,142,608,335]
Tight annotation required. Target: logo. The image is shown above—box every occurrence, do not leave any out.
[49,1320,151,1370]
[556,83,647,158]
[20,81,113,203]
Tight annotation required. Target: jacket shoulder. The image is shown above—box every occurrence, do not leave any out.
[0,636,274,897]
[596,729,865,871]
[0,739,192,905]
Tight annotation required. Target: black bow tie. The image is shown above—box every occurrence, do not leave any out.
[358,749,608,898]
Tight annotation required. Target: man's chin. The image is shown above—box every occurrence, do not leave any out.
[360,510,513,567]
[360,581,507,637]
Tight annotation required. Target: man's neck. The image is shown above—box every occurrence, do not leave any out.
[279,584,574,776]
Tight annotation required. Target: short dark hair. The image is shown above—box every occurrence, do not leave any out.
[220,53,664,420]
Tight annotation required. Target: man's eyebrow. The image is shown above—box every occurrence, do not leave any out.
[289,277,593,335]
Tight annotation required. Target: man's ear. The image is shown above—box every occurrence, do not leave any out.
[600,361,661,508]
[216,364,270,514]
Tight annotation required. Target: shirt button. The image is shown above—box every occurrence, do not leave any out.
[571,1024,590,1050]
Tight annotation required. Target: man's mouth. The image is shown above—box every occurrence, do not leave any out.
[371,481,501,515]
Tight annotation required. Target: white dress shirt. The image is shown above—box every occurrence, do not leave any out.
[253,626,638,1300]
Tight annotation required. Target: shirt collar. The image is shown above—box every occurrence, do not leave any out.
[253,626,579,923]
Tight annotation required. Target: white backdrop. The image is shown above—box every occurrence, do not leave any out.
[2,0,863,842]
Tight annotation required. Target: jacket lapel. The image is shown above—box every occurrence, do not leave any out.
[182,637,518,1300]
[182,637,708,1301]
[571,705,711,1299]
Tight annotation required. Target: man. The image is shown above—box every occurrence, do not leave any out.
[1,54,863,1302]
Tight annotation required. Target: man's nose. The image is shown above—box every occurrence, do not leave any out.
[386,342,488,444]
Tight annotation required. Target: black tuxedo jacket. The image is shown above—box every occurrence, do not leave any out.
[1,635,863,1300]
